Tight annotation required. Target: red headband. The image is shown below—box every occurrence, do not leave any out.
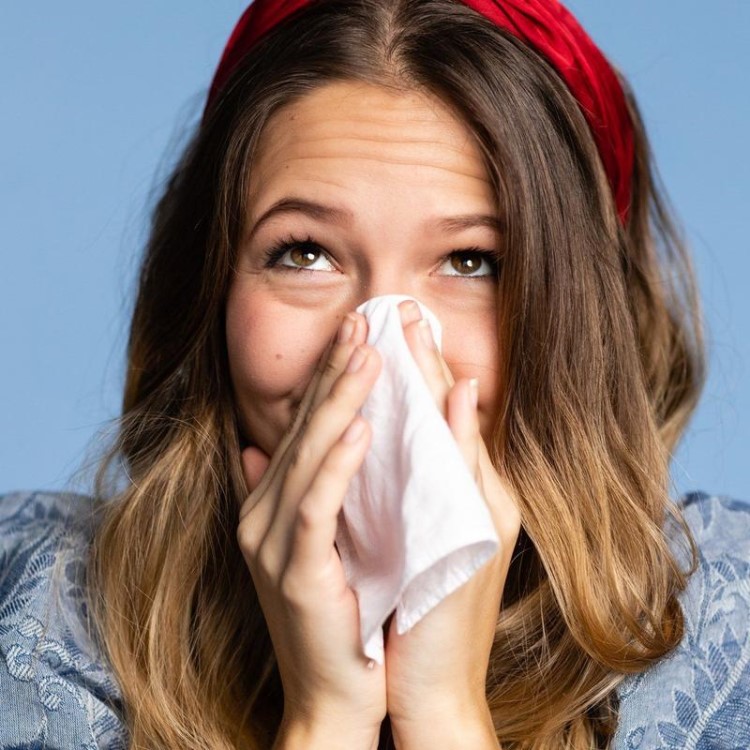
[205,0,634,225]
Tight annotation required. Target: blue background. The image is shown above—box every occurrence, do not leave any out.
[1,2,748,500]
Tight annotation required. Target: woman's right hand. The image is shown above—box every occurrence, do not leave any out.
[237,311,385,750]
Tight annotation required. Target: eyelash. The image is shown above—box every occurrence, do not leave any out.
[261,234,501,279]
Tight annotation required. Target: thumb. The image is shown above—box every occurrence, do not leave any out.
[241,444,272,494]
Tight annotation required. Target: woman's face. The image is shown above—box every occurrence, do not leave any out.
[226,81,503,458]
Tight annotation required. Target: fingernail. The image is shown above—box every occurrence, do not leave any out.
[347,345,368,373]
[469,378,479,408]
[338,313,356,343]
[418,319,435,349]
[343,417,366,443]
[400,300,421,325]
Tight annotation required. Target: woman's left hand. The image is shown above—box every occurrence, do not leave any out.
[384,301,522,747]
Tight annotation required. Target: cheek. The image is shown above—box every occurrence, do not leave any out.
[225,288,324,413]
[227,301,281,398]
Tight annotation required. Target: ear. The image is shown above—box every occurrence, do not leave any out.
[241,444,272,494]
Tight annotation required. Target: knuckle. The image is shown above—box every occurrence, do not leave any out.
[279,570,306,606]
[330,430,363,464]
[236,516,260,555]
[255,543,278,580]
[296,497,324,531]
[310,453,346,500]
[318,451,346,483]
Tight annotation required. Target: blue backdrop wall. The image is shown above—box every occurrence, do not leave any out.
[1,1,748,500]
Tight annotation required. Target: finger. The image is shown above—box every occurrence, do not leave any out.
[398,301,455,414]
[239,313,365,526]
[237,313,370,566]
[443,373,521,546]
[473,432,523,545]
[277,312,369,479]
[310,312,369,412]
[278,340,380,505]
[446,378,480,480]
[288,416,372,575]
[398,298,423,327]
[399,300,455,389]
[398,300,453,378]
[264,342,382,566]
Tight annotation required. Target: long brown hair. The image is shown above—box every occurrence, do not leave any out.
[87,1,705,746]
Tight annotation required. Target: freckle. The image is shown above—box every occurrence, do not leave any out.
[275,353,283,360]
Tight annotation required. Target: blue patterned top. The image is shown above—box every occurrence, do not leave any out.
[1,490,749,749]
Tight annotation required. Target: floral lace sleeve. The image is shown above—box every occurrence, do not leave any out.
[0,491,128,749]
[614,493,750,749]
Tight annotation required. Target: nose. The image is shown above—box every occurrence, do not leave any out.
[352,264,422,309]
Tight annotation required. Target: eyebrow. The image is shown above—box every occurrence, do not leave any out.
[245,197,504,243]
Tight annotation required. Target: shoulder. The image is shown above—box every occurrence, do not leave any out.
[0,490,128,748]
[614,492,750,749]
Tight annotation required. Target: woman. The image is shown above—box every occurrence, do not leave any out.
[1,0,749,748]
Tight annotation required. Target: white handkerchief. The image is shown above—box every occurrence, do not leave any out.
[335,294,500,665]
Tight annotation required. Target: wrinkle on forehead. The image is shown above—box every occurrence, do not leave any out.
[249,81,492,195]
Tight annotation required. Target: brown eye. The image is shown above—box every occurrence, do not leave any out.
[289,246,320,268]
[444,250,498,278]
[262,239,336,273]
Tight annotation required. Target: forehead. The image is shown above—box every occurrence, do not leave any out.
[247,80,493,200]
